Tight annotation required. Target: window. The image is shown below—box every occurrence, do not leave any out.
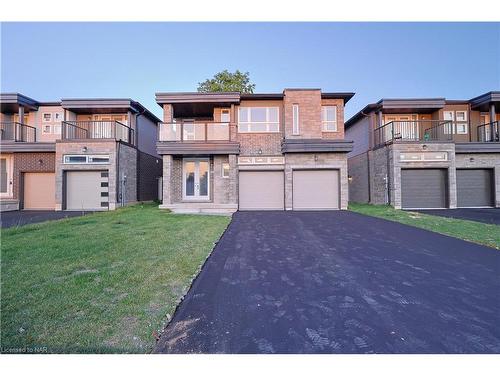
[455,111,468,134]
[292,104,300,135]
[220,109,230,123]
[42,113,52,122]
[43,125,52,133]
[238,107,279,132]
[444,110,468,135]
[63,155,110,164]
[321,106,337,131]
[222,162,230,178]
[54,112,63,121]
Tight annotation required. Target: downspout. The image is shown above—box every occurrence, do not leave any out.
[116,141,121,207]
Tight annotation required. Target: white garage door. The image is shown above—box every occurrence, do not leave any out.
[24,172,56,210]
[239,171,284,210]
[293,169,340,210]
[66,171,109,210]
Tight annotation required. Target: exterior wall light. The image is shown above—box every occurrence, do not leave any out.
[348,175,353,182]
[82,146,88,153]
[422,144,428,150]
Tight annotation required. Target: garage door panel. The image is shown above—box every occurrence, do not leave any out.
[24,173,56,210]
[239,171,284,210]
[457,169,494,207]
[293,170,339,210]
[401,169,447,209]
[66,171,109,210]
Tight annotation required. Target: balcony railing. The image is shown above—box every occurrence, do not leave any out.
[0,122,36,142]
[477,121,499,142]
[158,122,232,142]
[62,121,135,145]
[374,120,453,147]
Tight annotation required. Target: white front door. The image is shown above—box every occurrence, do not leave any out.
[384,115,418,140]
[183,159,210,200]
[0,155,13,198]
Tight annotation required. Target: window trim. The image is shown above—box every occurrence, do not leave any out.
[321,106,338,132]
[292,104,300,135]
[221,162,230,178]
[63,154,110,164]
[238,106,280,133]
[42,113,52,122]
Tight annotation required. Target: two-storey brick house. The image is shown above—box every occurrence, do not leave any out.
[156,89,354,213]
[345,91,500,209]
[0,93,162,211]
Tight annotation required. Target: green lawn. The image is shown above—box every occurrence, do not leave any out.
[349,203,500,250]
[0,203,230,353]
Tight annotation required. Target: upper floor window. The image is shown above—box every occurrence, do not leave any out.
[292,104,300,135]
[321,106,337,132]
[444,110,468,135]
[238,107,279,133]
[43,113,52,122]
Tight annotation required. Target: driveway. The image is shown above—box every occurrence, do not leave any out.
[414,208,500,225]
[1,210,90,228]
[154,211,500,354]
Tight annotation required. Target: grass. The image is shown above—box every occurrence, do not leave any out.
[0,203,230,353]
[349,202,500,250]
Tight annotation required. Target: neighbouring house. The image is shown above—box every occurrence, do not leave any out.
[0,93,162,211]
[155,89,354,213]
[345,91,500,209]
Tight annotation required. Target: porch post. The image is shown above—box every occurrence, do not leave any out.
[18,106,25,123]
[489,103,496,141]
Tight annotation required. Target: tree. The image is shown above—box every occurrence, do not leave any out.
[197,70,256,93]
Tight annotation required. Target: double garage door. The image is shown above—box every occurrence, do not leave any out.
[401,168,494,209]
[238,169,339,211]
[65,171,109,210]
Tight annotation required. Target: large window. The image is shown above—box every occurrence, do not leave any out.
[64,155,110,164]
[321,106,337,132]
[292,104,300,135]
[444,111,468,135]
[238,107,279,132]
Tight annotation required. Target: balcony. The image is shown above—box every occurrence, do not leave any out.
[477,121,499,142]
[0,122,36,142]
[374,120,453,147]
[61,121,134,145]
[158,121,233,142]
[157,122,239,155]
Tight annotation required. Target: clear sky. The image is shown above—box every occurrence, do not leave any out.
[1,22,499,119]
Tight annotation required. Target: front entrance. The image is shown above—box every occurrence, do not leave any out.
[0,155,13,198]
[183,159,209,200]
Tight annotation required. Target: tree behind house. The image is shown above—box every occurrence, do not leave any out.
[197,70,255,93]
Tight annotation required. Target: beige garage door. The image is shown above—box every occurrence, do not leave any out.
[24,172,56,210]
[239,171,284,210]
[66,171,109,210]
[293,169,340,210]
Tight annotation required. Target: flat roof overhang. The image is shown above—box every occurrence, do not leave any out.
[0,142,56,152]
[379,98,446,113]
[469,92,500,112]
[157,141,240,155]
[282,139,353,153]
[156,92,241,118]
[61,99,160,122]
[0,93,39,113]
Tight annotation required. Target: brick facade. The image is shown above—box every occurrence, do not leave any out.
[159,89,351,213]
[13,152,56,201]
[349,143,500,209]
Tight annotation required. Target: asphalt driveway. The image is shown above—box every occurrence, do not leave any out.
[154,211,500,354]
[1,210,90,228]
[414,208,500,225]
